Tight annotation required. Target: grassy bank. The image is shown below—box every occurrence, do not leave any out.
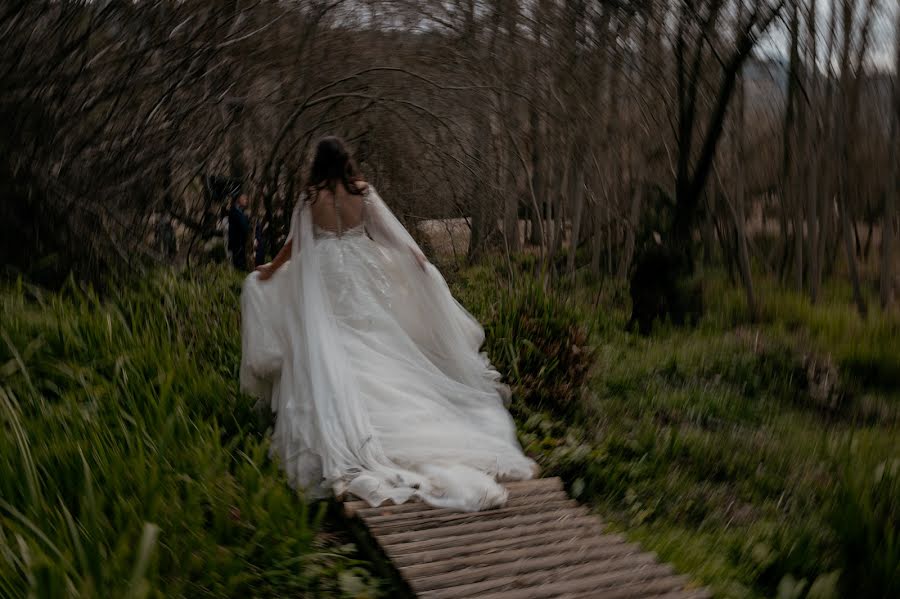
[0,270,379,598]
[2,261,897,598]
[451,259,899,599]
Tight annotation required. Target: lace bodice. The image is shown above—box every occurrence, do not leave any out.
[286,184,413,260]
[313,222,367,240]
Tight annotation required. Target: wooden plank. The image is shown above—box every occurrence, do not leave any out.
[410,550,668,593]
[383,515,604,556]
[341,478,708,599]
[417,561,673,599]
[399,536,642,579]
[378,507,591,547]
[644,589,713,599]
[368,499,578,534]
[486,574,694,599]
[390,528,629,568]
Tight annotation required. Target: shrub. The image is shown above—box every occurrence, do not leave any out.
[482,280,594,416]
[0,269,379,598]
[831,455,900,598]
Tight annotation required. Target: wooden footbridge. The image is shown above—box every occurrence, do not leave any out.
[341,477,710,599]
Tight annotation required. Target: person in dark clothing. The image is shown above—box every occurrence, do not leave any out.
[228,194,251,270]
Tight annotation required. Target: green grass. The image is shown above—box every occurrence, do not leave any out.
[706,275,900,395]
[0,269,380,598]
[450,258,900,599]
[3,258,897,598]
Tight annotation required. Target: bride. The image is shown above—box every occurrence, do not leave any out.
[240,136,536,511]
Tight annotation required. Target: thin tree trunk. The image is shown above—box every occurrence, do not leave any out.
[840,192,867,316]
[863,218,874,260]
[825,202,841,278]
[527,2,546,248]
[883,185,897,310]
[568,146,586,275]
[468,108,493,261]
[503,175,520,251]
[713,187,738,283]
[528,106,543,247]
[591,198,603,275]
[793,211,804,290]
[838,99,866,316]
[550,149,568,260]
[808,170,821,302]
[882,8,899,309]
[813,0,842,299]
[704,192,718,265]
[734,72,758,319]
[606,195,613,276]
[618,180,642,279]
[836,0,874,317]
[502,0,521,253]
[467,8,498,262]
[589,7,613,276]
[618,8,652,281]
[782,0,803,291]
[806,0,821,303]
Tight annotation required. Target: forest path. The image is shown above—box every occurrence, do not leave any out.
[341,477,710,599]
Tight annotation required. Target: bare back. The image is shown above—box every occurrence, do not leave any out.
[309,182,368,236]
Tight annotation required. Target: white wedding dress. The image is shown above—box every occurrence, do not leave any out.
[240,186,536,511]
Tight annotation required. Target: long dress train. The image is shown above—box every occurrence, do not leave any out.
[240,187,535,511]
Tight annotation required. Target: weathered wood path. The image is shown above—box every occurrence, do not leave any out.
[342,477,710,598]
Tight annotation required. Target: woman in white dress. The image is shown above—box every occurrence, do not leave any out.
[240,137,536,511]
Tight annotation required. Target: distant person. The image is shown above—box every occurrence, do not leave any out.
[239,136,536,512]
[228,193,250,270]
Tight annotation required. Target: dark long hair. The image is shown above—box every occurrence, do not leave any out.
[306,136,364,201]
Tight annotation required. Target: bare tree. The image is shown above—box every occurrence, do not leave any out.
[627,0,785,331]
[836,0,879,317]
[0,0,895,329]
[883,6,900,309]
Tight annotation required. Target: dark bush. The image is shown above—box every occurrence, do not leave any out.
[627,241,704,335]
[831,457,900,598]
[484,281,594,416]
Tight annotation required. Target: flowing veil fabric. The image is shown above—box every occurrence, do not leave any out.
[240,187,535,511]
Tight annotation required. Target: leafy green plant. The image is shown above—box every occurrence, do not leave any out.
[0,269,380,598]
[482,280,594,416]
[451,261,899,599]
[831,454,900,598]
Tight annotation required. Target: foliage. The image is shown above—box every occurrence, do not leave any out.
[453,267,594,417]
[0,269,380,598]
[831,453,900,598]
[708,276,900,395]
[452,260,900,599]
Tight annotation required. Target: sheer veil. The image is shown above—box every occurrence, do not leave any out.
[362,188,511,401]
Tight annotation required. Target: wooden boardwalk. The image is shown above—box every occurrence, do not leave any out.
[342,477,710,599]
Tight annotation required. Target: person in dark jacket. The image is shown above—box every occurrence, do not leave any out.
[227,194,251,270]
